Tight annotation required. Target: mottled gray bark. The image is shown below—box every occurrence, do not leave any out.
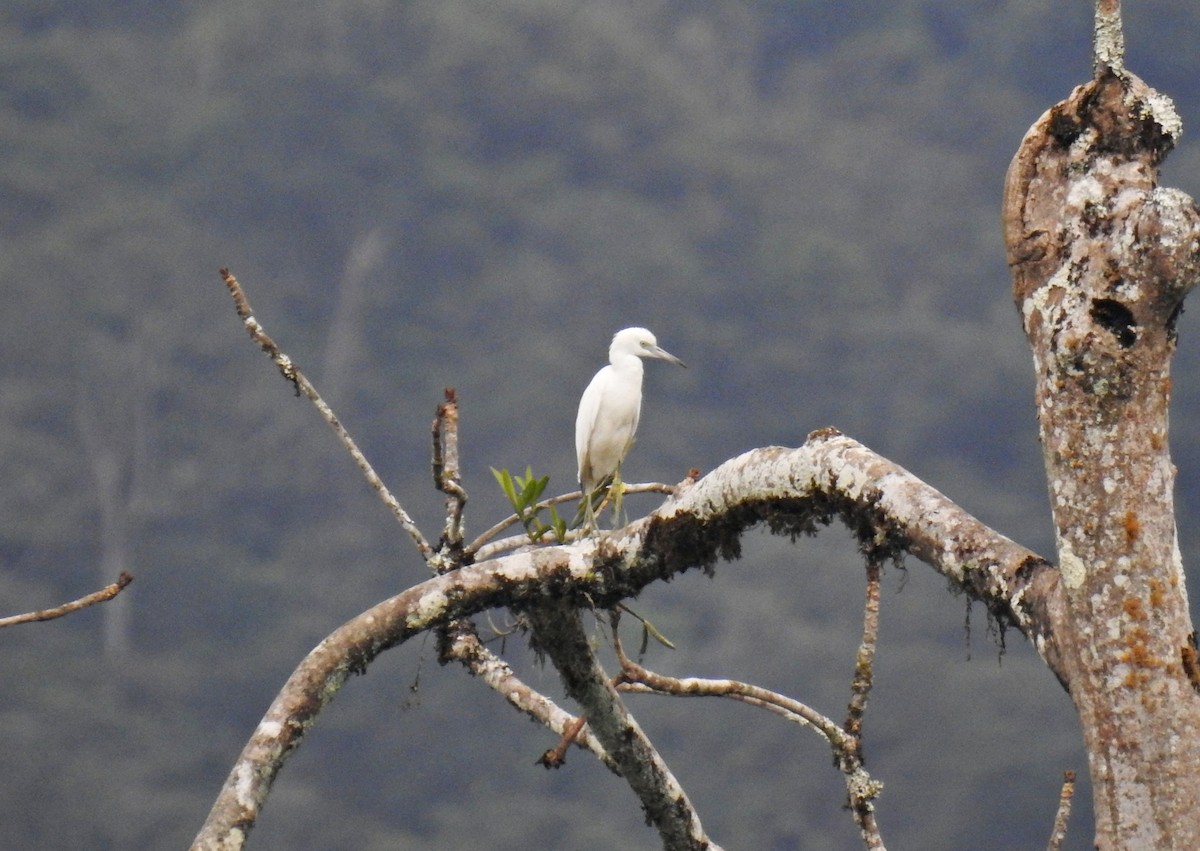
[1003,67,1200,848]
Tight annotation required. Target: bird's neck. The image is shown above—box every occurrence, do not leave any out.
[610,355,645,377]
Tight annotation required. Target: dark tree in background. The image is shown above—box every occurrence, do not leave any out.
[10,2,1200,850]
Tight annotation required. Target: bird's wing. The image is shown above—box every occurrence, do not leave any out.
[576,367,609,485]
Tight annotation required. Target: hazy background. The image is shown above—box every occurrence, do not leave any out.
[4,1,1200,848]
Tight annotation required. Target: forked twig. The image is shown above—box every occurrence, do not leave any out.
[0,572,133,629]
[436,621,614,770]
[220,269,433,561]
[610,566,889,851]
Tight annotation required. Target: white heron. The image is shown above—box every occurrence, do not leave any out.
[575,327,686,528]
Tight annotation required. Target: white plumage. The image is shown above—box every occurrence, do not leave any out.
[575,327,685,521]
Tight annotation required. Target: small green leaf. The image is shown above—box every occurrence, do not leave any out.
[549,506,567,540]
[523,475,550,506]
[641,619,677,650]
[490,467,519,509]
[619,603,676,651]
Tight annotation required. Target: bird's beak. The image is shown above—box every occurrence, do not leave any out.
[650,345,686,368]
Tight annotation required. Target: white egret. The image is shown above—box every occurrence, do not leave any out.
[575,327,685,527]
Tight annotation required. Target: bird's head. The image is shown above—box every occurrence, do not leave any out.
[610,327,687,367]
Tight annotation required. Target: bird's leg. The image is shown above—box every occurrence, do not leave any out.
[574,483,603,531]
[575,471,634,532]
[575,490,596,532]
[610,468,626,526]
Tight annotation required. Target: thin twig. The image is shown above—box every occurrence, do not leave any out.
[431,387,467,554]
[1046,770,1077,851]
[430,394,449,493]
[615,562,889,851]
[615,666,889,845]
[613,634,846,744]
[538,714,590,769]
[842,558,886,850]
[845,558,883,738]
[467,491,584,556]
[610,609,846,741]
[471,526,577,560]
[0,573,133,629]
[1093,0,1124,77]
[219,269,433,562]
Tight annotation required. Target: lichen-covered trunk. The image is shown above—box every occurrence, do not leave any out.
[1004,70,1200,848]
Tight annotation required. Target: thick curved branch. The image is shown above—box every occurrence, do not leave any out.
[656,431,1062,675]
[193,431,1050,848]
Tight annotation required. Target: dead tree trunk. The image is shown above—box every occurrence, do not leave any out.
[1003,63,1200,849]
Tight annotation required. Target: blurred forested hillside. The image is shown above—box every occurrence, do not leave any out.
[4,1,1200,848]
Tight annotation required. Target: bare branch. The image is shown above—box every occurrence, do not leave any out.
[612,633,846,745]
[191,541,614,850]
[612,617,886,850]
[1093,0,1124,78]
[844,559,882,739]
[0,573,133,629]
[1046,770,1077,851]
[437,622,615,770]
[657,432,1059,673]
[431,387,467,553]
[524,601,721,851]
[219,269,433,561]
[193,430,1044,848]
